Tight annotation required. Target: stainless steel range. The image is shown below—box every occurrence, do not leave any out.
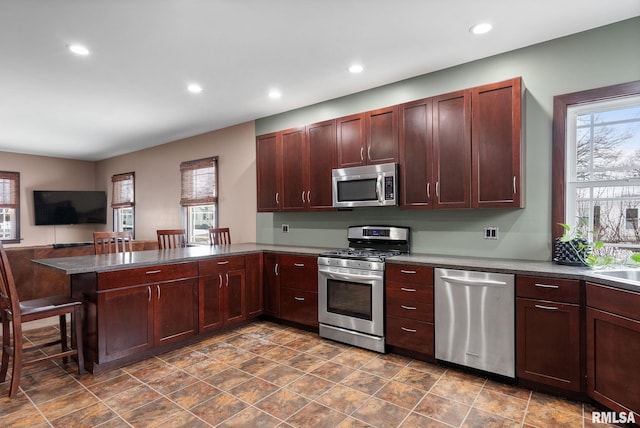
[318,225,410,353]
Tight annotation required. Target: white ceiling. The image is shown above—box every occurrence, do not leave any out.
[1,1,639,161]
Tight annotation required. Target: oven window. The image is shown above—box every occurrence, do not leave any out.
[326,279,372,320]
[337,179,377,202]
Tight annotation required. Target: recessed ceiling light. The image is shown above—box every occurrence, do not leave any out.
[268,89,281,99]
[349,64,364,74]
[470,22,493,35]
[68,44,90,56]
[187,83,203,94]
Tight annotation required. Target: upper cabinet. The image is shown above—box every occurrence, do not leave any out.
[257,77,524,213]
[471,77,524,208]
[336,107,398,168]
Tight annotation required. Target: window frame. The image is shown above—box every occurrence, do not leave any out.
[111,172,135,236]
[180,157,218,245]
[0,171,20,244]
[552,80,640,256]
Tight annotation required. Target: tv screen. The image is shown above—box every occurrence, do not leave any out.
[34,191,107,225]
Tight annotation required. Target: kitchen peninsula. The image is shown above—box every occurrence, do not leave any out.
[35,244,640,419]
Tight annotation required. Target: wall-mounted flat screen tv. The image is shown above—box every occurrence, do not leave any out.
[34,190,107,225]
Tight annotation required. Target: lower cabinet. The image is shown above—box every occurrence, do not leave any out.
[245,253,264,319]
[278,254,318,328]
[263,253,280,317]
[199,256,246,333]
[515,276,582,393]
[385,263,434,356]
[586,282,640,418]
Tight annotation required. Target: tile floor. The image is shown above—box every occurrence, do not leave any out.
[0,321,617,428]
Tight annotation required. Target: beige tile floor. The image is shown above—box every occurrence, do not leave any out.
[0,321,618,427]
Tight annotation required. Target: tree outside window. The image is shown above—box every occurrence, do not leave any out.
[180,157,218,245]
[112,172,135,236]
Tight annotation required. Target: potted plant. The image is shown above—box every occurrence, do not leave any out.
[554,223,604,267]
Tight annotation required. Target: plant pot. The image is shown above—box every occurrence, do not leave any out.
[554,238,590,266]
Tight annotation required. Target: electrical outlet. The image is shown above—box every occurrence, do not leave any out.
[282,224,289,233]
[483,227,499,240]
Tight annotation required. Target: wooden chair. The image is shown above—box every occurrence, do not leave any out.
[157,229,187,249]
[209,227,231,245]
[0,241,85,398]
[93,231,133,255]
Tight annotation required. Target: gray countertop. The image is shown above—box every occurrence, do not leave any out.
[33,243,640,293]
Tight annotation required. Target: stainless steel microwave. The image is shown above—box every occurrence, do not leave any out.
[332,162,398,208]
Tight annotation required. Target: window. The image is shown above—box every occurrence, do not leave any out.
[111,172,135,235]
[0,171,20,243]
[180,157,217,245]
[553,80,640,259]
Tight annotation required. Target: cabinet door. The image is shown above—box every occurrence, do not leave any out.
[263,253,280,317]
[155,278,198,346]
[306,120,336,210]
[399,98,433,208]
[433,89,471,208]
[256,132,281,212]
[472,77,523,208]
[336,113,366,168]
[224,269,246,324]
[366,106,398,164]
[516,298,581,392]
[281,127,306,211]
[245,253,264,318]
[587,307,640,417]
[199,274,223,333]
[97,285,153,363]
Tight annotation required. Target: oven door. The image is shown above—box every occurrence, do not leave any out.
[318,266,384,337]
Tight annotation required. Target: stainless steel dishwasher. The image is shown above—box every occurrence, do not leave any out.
[434,268,515,378]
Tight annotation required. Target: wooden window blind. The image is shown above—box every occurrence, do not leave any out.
[180,157,218,206]
[0,171,19,210]
[111,172,134,208]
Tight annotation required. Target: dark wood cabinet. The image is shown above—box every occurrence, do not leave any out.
[586,282,640,418]
[245,253,264,318]
[471,77,523,208]
[154,278,198,346]
[198,256,246,333]
[305,120,336,210]
[278,254,318,328]
[399,90,471,209]
[516,275,581,393]
[385,264,434,356]
[336,113,366,168]
[281,127,306,211]
[263,253,280,317]
[256,132,282,212]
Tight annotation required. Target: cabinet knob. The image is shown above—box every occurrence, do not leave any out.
[294,296,305,301]
[401,305,417,310]
[400,287,417,292]
[401,327,417,333]
[294,263,305,267]
[360,147,364,161]
[400,270,417,274]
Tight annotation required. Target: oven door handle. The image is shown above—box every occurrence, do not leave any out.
[319,270,380,282]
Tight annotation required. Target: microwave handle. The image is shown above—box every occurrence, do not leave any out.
[376,175,383,202]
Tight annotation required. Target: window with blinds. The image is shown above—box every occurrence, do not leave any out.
[111,172,135,234]
[0,171,20,242]
[180,157,218,244]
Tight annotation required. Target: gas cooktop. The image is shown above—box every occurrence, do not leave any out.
[319,225,410,262]
[319,248,401,262]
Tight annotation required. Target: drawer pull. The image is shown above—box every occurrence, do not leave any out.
[400,270,417,274]
[157,285,160,300]
[145,269,161,275]
[535,304,558,311]
[400,287,417,292]
[401,305,416,310]
[535,283,559,289]
[294,263,305,267]
[294,296,305,301]
[401,327,417,333]
[217,260,230,265]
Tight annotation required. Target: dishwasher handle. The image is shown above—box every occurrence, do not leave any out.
[439,276,508,287]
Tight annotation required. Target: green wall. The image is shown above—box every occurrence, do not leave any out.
[255,17,640,261]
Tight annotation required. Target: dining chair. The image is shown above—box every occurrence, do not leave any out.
[0,241,85,398]
[93,231,133,255]
[157,229,187,249]
[209,227,231,245]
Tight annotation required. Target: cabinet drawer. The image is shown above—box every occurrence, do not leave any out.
[386,281,432,303]
[516,276,580,303]
[98,262,197,290]
[199,256,245,275]
[386,315,433,355]
[280,255,317,292]
[280,288,318,327]
[386,264,433,285]
[386,297,433,322]
[587,282,640,320]
[279,254,317,268]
